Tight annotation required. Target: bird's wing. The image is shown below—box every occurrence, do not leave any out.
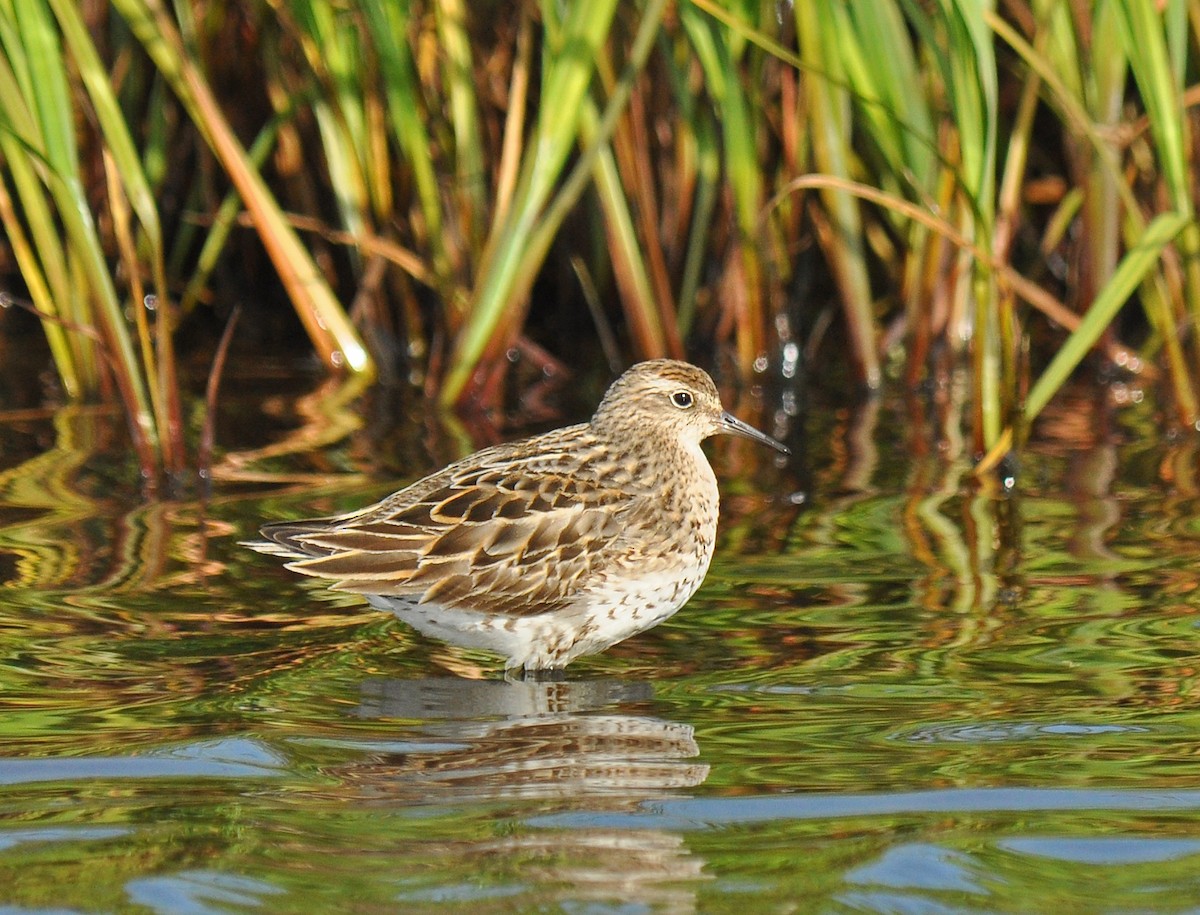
[263,451,641,617]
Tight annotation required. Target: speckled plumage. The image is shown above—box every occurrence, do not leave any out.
[248,360,788,670]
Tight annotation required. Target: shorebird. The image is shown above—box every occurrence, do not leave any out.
[248,360,788,671]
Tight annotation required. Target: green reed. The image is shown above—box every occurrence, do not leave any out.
[0,0,165,474]
[1,0,1199,479]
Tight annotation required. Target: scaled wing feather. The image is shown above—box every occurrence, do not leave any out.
[273,456,633,617]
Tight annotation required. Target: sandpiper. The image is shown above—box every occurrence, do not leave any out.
[248,359,789,671]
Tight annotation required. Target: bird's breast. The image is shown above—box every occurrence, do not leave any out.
[631,447,720,564]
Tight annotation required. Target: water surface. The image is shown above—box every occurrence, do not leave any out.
[2,373,1200,911]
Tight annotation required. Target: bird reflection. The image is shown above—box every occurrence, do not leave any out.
[352,676,709,802]
[347,676,711,912]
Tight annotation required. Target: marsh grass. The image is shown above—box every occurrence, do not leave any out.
[0,0,1197,482]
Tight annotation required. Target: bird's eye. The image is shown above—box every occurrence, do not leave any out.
[671,390,694,409]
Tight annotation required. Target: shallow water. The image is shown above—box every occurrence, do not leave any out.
[3,373,1200,912]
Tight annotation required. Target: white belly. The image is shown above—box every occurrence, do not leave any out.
[367,560,710,671]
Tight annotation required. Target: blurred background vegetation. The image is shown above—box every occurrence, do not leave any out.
[0,0,1197,485]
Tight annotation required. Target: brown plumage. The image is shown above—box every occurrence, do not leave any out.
[247,360,788,671]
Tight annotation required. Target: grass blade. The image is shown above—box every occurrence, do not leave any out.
[1023,211,1190,422]
[113,0,374,378]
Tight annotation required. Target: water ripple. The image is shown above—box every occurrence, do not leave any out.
[998,837,1200,865]
[528,787,1200,831]
[896,721,1152,743]
[0,826,130,851]
[0,737,286,786]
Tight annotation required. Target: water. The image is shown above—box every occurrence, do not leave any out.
[3,373,1200,912]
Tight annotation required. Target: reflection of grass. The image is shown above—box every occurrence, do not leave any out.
[4,383,1200,907]
[2,3,1198,481]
